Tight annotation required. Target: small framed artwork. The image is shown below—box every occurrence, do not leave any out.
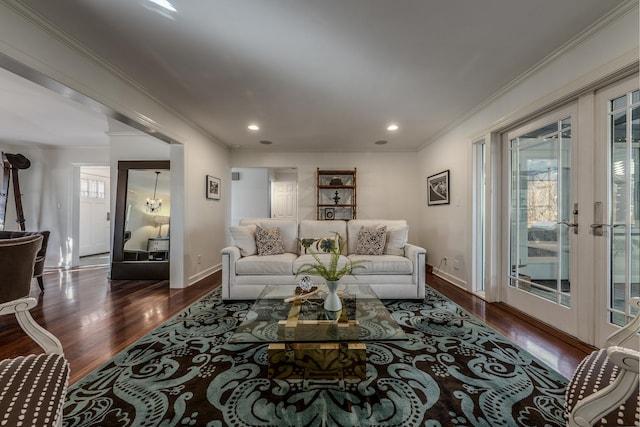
[427,170,450,206]
[324,207,335,220]
[206,175,221,200]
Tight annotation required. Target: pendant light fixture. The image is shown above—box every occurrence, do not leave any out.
[146,171,163,214]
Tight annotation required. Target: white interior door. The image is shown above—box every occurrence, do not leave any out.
[594,76,639,345]
[503,103,580,336]
[79,169,110,256]
[271,181,297,218]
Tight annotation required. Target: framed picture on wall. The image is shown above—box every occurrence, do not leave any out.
[206,175,220,200]
[427,170,450,205]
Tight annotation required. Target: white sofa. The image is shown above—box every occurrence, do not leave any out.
[221,218,426,300]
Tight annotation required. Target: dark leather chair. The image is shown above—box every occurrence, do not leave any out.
[0,230,50,291]
[0,235,69,427]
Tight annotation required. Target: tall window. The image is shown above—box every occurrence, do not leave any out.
[472,139,486,293]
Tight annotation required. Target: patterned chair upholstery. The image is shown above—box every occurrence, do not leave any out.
[565,297,640,426]
[0,230,50,291]
[0,235,69,427]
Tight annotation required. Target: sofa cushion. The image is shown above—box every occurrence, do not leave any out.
[229,224,257,257]
[236,253,297,275]
[347,220,408,255]
[384,225,409,256]
[255,226,285,256]
[293,253,350,276]
[355,226,387,255]
[240,219,298,253]
[347,254,413,275]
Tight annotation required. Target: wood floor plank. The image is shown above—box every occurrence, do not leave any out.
[0,265,591,385]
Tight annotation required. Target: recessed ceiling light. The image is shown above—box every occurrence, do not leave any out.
[148,0,176,12]
[387,124,399,131]
[259,140,273,145]
[375,140,388,145]
[248,124,260,131]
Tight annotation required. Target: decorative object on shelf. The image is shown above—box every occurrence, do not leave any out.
[333,191,340,205]
[206,175,220,200]
[296,232,366,312]
[324,207,335,220]
[145,171,163,214]
[329,176,343,186]
[154,215,170,237]
[427,169,450,206]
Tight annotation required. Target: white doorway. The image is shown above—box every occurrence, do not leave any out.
[79,166,110,257]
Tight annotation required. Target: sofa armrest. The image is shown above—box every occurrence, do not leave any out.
[404,243,426,298]
[221,246,241,300]
[404,243,426,259]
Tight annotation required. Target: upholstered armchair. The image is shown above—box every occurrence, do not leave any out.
[0,235,69,427]
[0,229,50,291]
[565,297,640,426]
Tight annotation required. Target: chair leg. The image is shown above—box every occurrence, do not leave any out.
[37,276,44,291]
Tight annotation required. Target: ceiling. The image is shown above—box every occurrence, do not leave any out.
[0,0,629,152]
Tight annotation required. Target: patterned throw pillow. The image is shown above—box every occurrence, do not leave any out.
[255,225,285,256]
[300,236,338,254]
[355,225,387,255]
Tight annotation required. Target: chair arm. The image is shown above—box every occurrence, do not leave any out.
[568,346,640,427]
[605,297,640,347]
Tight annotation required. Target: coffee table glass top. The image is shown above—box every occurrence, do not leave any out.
[228,284,408,344]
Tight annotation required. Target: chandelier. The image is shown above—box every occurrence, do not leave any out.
[146,171,163,214]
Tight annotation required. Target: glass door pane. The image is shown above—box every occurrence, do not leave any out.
[509,118,572,306]
[608,90,640,326]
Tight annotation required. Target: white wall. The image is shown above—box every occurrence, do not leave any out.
[231,168,270,225]
[416,4,638,289]
[0,2,230,287]
[0,143,109,267]
[230,151,422,243]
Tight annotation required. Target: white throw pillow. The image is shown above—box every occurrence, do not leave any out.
[229,224,257,257]
[383,225,409,256]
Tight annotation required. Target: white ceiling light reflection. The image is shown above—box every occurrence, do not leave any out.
[148,0,177,12]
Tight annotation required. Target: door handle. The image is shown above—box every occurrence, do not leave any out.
[557,221,578,234]
[590,223,624,229]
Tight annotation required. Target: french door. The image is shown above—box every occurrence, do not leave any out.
[594,76,639,345]
[503,104,580,336]
[500,76,639,345]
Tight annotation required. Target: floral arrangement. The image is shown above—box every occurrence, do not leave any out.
[296,232,365,281]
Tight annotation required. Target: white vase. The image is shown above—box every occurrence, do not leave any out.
[324,280,342,312]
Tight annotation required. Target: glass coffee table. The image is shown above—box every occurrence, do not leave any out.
[228,283,407,380]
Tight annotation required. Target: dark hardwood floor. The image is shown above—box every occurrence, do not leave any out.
[0,265,592,385]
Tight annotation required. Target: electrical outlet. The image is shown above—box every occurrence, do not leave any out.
[453,259,461,271]
[197,255,201,264]
[442,257,447,265]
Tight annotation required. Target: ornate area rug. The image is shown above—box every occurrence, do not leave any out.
[63,287,568,426]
